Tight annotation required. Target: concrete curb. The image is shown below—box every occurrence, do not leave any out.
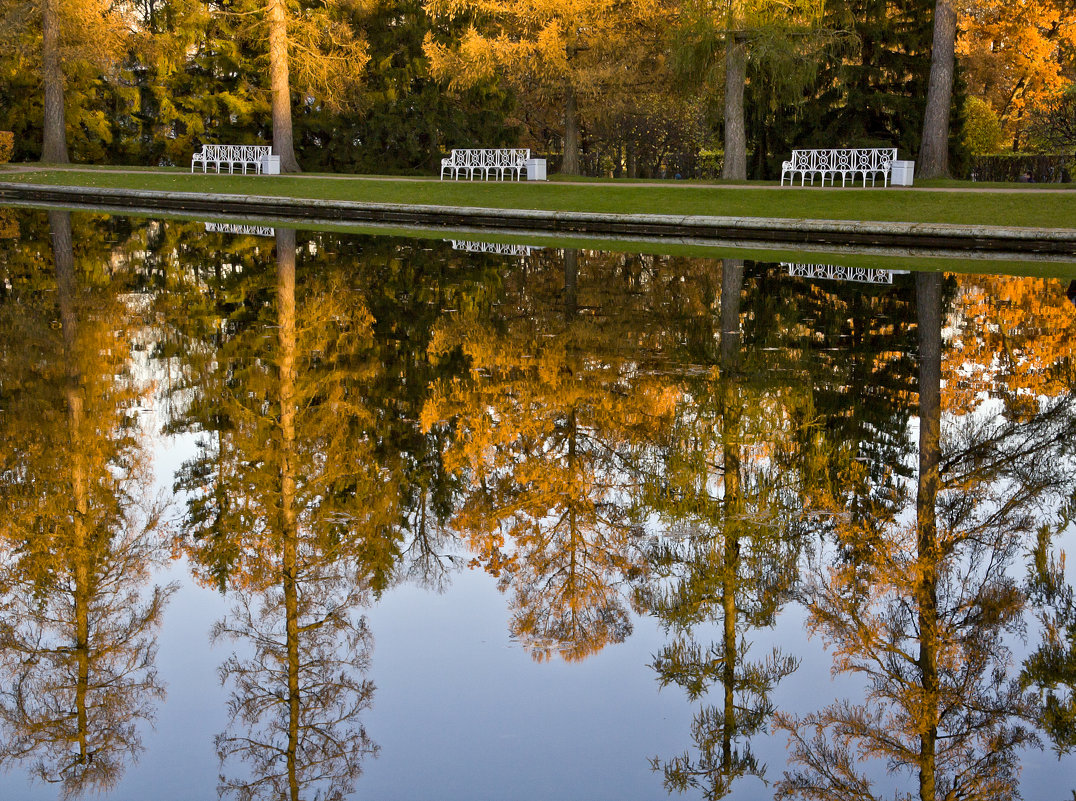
[2,182,1075,256]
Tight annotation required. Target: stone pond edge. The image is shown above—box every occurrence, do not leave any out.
[2,182,1075,256]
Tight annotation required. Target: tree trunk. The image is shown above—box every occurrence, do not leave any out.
[268,0,300,173]
[915,271,942,801]
[562,86,580,176]
[918,0,957,178]
[41,0,68,163]
[276,228,301,801]
[722,35,747,181]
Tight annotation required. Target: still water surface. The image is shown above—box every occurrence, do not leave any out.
[1,208,1075,801]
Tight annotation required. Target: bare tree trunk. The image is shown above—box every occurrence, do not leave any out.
[722,35,747,181]
[918,0,957,179]
[562,86,580,176]
[275,228,301,801]
[268,0,300,173]
[915,271,942,801]
[41,0,68,163]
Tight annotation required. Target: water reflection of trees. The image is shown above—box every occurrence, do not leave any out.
[776,272,1076,801]
[640,260,805,798]
[169,229,387,801]
[422,247,702,661]
[638,260,929,799]
[0,211,174,797]
[11,210,1076,799]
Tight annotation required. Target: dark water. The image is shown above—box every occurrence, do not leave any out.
[1,208,1075,801]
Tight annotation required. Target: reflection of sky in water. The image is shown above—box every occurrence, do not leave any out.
[4,213,1076,801]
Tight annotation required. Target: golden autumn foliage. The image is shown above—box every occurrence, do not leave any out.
[170,230,381,801]
[0,212,173,797]
[423,0,671,94]
[942,275,1076,413]
[423,0,674,169]
[423,316,677,660]
[777,273,1076,801]
[173,235,396,594]
[0,0,129,67]
[421,250,680,661]
[957,0,1076,147]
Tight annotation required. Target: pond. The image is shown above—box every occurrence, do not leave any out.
[1,207,1075,801]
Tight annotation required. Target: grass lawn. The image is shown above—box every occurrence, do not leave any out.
[2,165,1076,230]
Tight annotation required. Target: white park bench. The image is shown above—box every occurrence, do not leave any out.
[191,145,277,174]
[781,148,898,187]
[441,149,532,180]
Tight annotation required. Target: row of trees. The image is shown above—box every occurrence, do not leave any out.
[4,210,1076,798]
[1,0,1072,178]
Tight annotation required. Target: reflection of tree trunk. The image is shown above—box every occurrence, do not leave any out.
[563,249,578,321]
[722,35,747,181]
[915,271,942,801]
[52,210,91,770]
[918,0,956,178]
[41,0,68,162]
[720,259,744,774]
[720,260,743,368]
[563,86,580,176]
[268,0,300,173]
[568,407,579,639]
[276,228,301,801]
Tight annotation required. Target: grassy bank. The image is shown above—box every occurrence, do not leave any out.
[3,166,1076,230]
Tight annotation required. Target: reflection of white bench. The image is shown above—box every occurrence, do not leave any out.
[192,145,274,174]
[783,263,909,284]
[781,148,897,187]
[440,149,531,180]
[205,222,276,237]
[447,239,539,256]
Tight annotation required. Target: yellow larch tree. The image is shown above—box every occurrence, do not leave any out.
[0,0,127,161]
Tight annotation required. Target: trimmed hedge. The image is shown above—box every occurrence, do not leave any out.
[968,154,1073,183]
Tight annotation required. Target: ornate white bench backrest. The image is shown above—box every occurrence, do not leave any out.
[441,148,533,180]
[783,147,899,186]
